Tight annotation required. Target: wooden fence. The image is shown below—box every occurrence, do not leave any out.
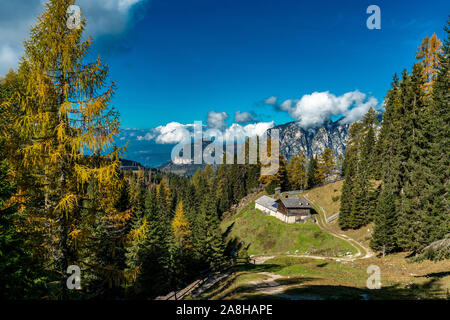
[155,257,255,300]
[326,212,340,223]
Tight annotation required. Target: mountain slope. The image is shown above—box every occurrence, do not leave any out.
[117,119,351,173]
[221,201,356,257]
[269,119,350,159]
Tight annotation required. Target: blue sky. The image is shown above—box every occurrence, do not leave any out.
[1,0,449,134]
[84,0,449,129]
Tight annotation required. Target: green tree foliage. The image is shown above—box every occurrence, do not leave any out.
[316,148,338,184]
[347,23,449,258]
[286,153,307,190]
[0,142,47,299]
[370,182,398,256]
[306,155,320,189]
[0,0,263,300]
[339,108,379,229]
[338,153,356,229]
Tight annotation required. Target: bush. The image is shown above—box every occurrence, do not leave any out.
[265,180,277,195]
[332,195,340,202]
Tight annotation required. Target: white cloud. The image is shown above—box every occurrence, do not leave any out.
[234,111,256,124]
[340,96,378,124]
[153,122,192,144]
[269,90,378,128]
[136,132,155,141]
[207,111,229,130]
[77,0,145,36]
[136,119,274,146]
[264,96,277,105]
[224,122,274,142]
[0,0,145,75]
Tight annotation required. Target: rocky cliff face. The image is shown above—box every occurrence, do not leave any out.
[269,119,350,159]
[124,119,351,174]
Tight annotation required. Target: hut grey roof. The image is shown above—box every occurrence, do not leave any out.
[277,197,312,209]
[255,195,277,210]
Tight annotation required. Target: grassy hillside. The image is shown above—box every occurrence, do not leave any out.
[303,180,374,247]
[222,201,356,257]
[204,182,450,300]
[303,180,344,218]
[198,255,450,300]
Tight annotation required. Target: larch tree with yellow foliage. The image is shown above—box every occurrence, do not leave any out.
[286,153,307,190]
[416,33,443,94]
[172,202,192,249]
[316,148,337,184]
[2,0,131,298]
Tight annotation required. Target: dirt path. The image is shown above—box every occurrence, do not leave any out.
[249,272,323,300]
[304,195,374,260]
[179,194,375,300]
[246,197,375,299]
[251,197,374,266]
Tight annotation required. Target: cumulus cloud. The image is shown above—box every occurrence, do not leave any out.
[224,122,274,142]
[134,118,274,146]
[266,90,379,128]
[136,132,155,141]
[264,96,277,105]
[339,96,379,124]
[0,0,146,75]
[234,111,257,124]
[76,0,145,36]
[152,122,193,144]
[207,111,229,130]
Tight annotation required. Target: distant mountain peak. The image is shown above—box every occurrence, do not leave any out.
[268,119,350,159]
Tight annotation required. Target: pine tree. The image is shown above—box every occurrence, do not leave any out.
[396,23,449,253]
[84,171,133,299]
[172,201,192,249]
[286,153,307,190]
[0,141,47,299]
[276,155,289,191]
[1,0,130,297]
[373,76,399,179]
[306,155,319,189]
[350,125,377,228]
[423,18,450,248]
[215,164,231,214]
[316,148,337,183]
[370,182,398,256]
[416,33,443,95]
[396,63,429,252]
[202,190,226,270]
[338,154,356,229]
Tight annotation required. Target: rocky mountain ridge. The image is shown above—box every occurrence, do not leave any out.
[269,119,350,160]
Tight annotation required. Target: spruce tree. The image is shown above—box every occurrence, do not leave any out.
[0,142,47,299]
[370,182,398,256]
[306,155,319,189]
[202,189,226,270]
[338,155,356,229]
[396,63,429,252]
[350,125,377,228]
[396,23,449,253]
[424,19,450,247]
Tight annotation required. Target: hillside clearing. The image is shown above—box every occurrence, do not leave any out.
[198,255,450,300]
[222,201,356,257]
[199,181,450,300]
